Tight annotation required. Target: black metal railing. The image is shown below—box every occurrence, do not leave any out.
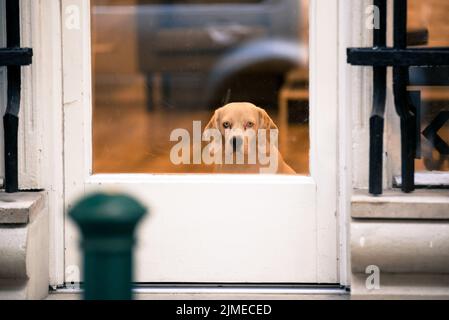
[347,0,449,195]
[0,0,33,193]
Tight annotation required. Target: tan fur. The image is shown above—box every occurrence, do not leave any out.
[204,102,296,174]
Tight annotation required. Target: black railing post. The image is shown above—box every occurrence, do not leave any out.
[348,0,449,194]
[369,0,387,195]
[392,0,415,193]
[3,0,21,192]
[3,113,19,192]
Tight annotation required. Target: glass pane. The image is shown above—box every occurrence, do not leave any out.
[408,0,449,172]
[408,0,449,47]
[412,84,449,172]
[92,0,309,174]
[95,0,265,5]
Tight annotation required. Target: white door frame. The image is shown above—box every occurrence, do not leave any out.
[19,0,364,287]
[63,0,339,284]
[5,0,65,286]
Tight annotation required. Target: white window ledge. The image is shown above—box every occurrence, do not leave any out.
[351,189,449,299]
[352,189,449,220]
[0,192,45,224]
[394,172,449,188]
[0,191,48,300]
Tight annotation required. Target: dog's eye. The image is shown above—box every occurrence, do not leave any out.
[246,122,254,128]
[223,122,231,129]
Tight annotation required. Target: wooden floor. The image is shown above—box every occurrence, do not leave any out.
[93,104,310,175]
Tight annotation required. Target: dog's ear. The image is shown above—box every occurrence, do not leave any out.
[205,109,220,131]
[258,107,278,130]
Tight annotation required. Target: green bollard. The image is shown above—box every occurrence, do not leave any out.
[69,193,147,300]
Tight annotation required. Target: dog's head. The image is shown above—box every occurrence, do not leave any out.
[204,102,277,156]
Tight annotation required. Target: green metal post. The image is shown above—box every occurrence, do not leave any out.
[69,193,147,300]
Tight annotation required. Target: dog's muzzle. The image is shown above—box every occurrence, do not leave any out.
[231,136,243,152]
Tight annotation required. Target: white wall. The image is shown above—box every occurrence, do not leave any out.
[350,0,402,190]
[25,0,65,285]
[349,0,373,191]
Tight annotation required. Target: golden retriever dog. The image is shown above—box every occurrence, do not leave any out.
[203,102,295,174]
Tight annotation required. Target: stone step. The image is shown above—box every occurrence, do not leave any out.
[352,189,449,220]
[0,192,44,224]
[0,191,48,300]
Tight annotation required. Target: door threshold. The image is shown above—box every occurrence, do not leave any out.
[52,283,348,296]
[134,285,348,296]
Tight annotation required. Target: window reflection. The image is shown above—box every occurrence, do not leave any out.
[92,0,309,174]
[408,0,449,172]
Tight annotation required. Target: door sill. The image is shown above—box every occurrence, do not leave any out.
[51,284,348,297]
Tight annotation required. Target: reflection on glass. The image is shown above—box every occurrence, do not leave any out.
[92,0,309,174]
[408,0,449,172]
[408,0,449,47]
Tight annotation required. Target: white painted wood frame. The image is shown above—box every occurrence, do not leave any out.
[16,0,65,286]
[16,0,422,288]
[62,0,338,284]
[17,0,359,286]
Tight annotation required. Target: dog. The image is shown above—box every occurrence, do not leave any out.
[203,102,296,174]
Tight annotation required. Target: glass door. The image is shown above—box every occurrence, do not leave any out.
[63,0,338,284]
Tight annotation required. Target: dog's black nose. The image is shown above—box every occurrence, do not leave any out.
[231,136,243,151]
